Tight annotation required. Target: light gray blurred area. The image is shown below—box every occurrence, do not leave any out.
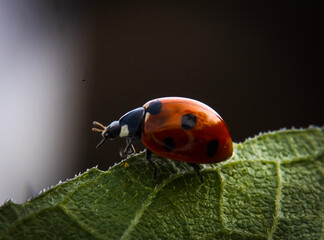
[0,1,91,203]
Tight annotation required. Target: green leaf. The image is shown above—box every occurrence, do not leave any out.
[0,127,323,240]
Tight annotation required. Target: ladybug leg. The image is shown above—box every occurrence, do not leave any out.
[125,138,136,154]
[188,163,203,182]
[120,138,136,157]
[145,149,158,184]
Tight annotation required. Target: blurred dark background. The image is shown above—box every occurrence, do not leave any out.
[0,0,322,203]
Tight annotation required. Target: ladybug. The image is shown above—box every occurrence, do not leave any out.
[92,97,233,183]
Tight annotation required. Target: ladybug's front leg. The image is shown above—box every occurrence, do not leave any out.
[146,149,158,184]
[120,138,136,158]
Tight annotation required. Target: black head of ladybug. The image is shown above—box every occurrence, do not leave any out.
[92,120,120,148]
[92,107,145,148]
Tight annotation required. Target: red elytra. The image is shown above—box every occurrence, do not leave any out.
[142,97,233,164]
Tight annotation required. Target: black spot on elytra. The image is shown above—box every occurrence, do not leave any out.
[207,139,219,158]
[146,101,162,115]
[164,137,175,152]
[181,113,197,130]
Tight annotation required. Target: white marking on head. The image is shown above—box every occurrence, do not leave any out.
[119,124,129,137]
[144,112,150,122]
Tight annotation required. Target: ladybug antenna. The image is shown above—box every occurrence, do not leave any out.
[92,121,107,133]
[92,121,108,148]
[95,137,108,149]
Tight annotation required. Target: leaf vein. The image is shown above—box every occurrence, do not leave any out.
[58,204,104,240]
[267,161,282,240]
[120,179,169,239]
